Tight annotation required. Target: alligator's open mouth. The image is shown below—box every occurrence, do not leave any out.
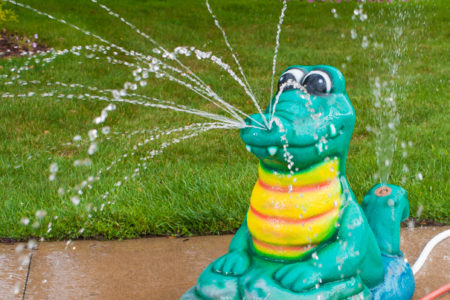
[244,123,344,157]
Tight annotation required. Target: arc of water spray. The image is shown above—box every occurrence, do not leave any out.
[1,41,266,130]
[69,121,236,199]
[269,80,300,129]
[3,0,250,127]
[88,0,259,127]
[2,1,271,131]
[89,1,210,95]
[2,88,243,127]
[269,0,287,129]
[205,0,269,129]
[10,77,257,129]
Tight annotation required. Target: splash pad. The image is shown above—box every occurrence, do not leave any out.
[0,0,448,299]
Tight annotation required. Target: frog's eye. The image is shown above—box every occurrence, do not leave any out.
[277,68,305,93]
[302,70,332,95]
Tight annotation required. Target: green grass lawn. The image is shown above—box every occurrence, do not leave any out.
[0,0,448,241]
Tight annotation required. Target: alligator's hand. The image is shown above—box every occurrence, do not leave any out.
[274,262,318,292]
[211,250,250,276]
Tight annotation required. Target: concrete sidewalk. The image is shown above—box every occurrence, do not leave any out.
[1,227,449,300]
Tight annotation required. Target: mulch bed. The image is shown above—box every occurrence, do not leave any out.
[0,29,49,58]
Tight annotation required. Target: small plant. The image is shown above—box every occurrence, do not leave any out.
[0,0,17,24]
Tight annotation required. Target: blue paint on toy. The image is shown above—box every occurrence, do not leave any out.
[371,254,415,300]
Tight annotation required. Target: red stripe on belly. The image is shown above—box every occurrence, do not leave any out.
[258,178,333,193]
[249,205,338,224]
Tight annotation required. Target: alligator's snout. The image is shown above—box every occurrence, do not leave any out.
[241,113,287,157]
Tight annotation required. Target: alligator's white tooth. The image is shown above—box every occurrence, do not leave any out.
[246,145,252,153]
[267,146,278,156]
[328,124,337,137]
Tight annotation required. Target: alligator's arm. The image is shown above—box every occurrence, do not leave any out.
[210,216,251,276]
[227,216,250,252]
[274,199,384,292]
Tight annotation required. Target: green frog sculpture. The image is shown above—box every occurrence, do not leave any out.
[182,65,415,299]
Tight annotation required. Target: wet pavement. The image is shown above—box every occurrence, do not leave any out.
[1,227,449,300]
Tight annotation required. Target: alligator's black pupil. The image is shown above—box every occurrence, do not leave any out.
[303,74,328,94]
[277,73,297,92]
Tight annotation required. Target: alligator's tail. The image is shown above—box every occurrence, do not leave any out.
[361,183,409,255]
[362,183,415,300]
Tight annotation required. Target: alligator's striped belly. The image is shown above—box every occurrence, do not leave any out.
[247,159,342,260]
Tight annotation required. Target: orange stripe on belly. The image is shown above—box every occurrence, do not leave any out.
[258,178,332,193]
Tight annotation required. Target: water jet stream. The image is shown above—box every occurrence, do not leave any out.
[88,0,266,127]
[269,0,287,119]
[3,0,253,126]
[205,0,268,128]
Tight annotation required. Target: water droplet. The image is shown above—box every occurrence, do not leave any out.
[71,196,80,206]
[88,143,98,155]
[88,129,98,141]
[13,282,21,295]
[15,244,25,253]
[27,239,37,250]
[416,205,424,217]
[49,163,58,173]
[35,210,46,219]
[362,36,369,49]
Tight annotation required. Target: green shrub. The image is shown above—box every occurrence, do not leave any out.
[0,1,17,24]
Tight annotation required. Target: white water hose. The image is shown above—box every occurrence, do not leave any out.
[411,229,450,300]
[412,229,450,275]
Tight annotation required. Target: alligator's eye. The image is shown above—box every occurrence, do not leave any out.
[277,68,305,93]
[302,70,332,95]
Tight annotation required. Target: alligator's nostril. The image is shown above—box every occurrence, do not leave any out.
[375,186,392,197]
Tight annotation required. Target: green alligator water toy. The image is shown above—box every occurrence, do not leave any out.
[182,65,415,299]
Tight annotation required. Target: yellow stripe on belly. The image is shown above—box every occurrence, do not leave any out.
[247,205,340,246]
[251,178,341,219]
